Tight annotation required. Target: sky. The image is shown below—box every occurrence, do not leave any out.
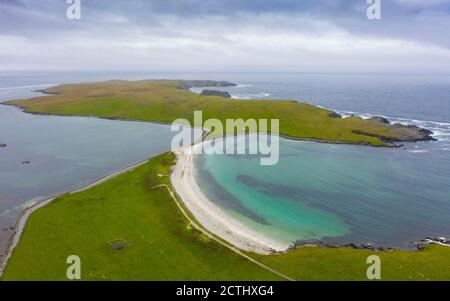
[1,0,450,72]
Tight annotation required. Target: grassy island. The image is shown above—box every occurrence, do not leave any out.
[2,152,449,280]
[5,79,416,147]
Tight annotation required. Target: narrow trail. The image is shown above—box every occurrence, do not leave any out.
[153,183,296,281]
[0,159,149,278]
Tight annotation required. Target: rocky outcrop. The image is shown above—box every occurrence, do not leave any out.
[368,116,390,124]
[290,235,450,252]
[291,240,400,251]
[328,112,342,118]
[180,80,237,89]
[353,115,435,143]
[200,89,231,98]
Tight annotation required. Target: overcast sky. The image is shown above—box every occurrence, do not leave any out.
[1,0,450,72]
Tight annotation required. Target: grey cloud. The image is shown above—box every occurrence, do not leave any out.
[0,0,449,72]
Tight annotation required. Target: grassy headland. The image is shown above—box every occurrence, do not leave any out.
[5,79,416,146]
[2,152,449,280]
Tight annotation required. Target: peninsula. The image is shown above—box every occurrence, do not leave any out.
[5,80,433,147]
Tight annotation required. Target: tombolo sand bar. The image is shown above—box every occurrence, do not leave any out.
[171,142,290,254]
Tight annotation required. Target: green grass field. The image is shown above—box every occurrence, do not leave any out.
[3,153,449,281]
[6,80,404,146]
[2,153,280,280]
[255,244,450,281]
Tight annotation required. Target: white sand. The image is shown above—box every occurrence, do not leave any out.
[171,142,290,255]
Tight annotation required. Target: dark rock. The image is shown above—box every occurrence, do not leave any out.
[351,115,436,143]
[416,244,426,250]
[368,116,390,124]
[200,89,231,98]
[328,112,342,118]
[21,161,31,164]
[347,243,358,249]
[8,225,14,231]
[0,143,6,148]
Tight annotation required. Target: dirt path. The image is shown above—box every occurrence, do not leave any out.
[153,183,295,281]
[0,159,149,277]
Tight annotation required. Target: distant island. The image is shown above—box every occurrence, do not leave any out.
[5,79,434,147]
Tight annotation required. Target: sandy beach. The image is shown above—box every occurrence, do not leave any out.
[171,142,290,255]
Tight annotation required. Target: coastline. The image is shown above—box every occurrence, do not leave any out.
[0,159,150,277]
[170,137,450,254]
[2,102,425,148]
[170,142,290,255]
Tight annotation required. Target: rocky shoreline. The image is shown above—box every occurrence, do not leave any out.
[360,116,435,143]
[291,236,450,252]
[331,114,435,144]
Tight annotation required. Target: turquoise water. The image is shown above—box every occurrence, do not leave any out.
[195,135,450,249]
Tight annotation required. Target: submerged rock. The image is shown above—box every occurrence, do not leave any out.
[33,89,57,95]
[200,89,232,98]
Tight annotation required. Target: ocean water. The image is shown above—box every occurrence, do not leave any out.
[1,71,449,251]
[189,73,450,249]
[196,135,450,249]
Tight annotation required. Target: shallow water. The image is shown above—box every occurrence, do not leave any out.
[195,135,450,249]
